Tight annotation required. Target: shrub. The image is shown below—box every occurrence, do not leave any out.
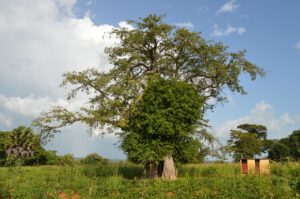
[57,154,76,166]
[80,153,108,165]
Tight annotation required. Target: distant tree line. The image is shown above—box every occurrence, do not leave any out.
[226,123,300,162]
[0,125,216,168]
[268,129,300,161]
[0,126,108,166]
[2,124,299,166]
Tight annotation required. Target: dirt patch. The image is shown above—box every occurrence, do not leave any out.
[165,191,176,197]
[58,192,83,199]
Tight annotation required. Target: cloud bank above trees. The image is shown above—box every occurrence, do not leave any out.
[0,0,128,128]
[215,101,300,143]
[0,0,127,158]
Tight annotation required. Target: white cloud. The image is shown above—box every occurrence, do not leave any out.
[215,101,299,142]
[211,24,246,37]
[0,95,52,117]
[217,0,239,14]
[0,95,84,118]
[0,94,90,132]
[45,123,124,158]
[0,0,128,157]
[0,0,119,98]
[118,21,134,30]
[0,93,124,157]
[0,113,12,127]
[295,40,300,51]
[174,22,195,29]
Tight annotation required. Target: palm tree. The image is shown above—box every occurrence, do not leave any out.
[5,126,40,165]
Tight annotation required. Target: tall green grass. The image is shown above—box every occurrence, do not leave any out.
[0,162,299,198]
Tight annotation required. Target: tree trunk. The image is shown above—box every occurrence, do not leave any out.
[162,154,176,180]
[145,161,158,178]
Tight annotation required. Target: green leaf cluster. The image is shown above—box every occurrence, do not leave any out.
[268,129,300,161]
[80,153,108,165]
[227,124,268,161]
[121,78,204,164]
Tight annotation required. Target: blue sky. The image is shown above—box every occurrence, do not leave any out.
[0,0,299,159]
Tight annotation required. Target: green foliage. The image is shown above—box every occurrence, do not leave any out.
[0,131,9,166]
[286,130,300,160]
[121,78,204,165]
[82,164,119,178]
[268,129,300,161]
[268,142,290,161]
[4,126,41,166]
[82,162,144,179]
[237,124,267,140]
[38,150,59,165]
[227,124,268,161]
[229,131,262,161]
[0,126,62,166]
[80,153,108,165]
[57,154,76,166]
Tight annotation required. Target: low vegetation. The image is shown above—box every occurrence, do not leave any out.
[1,162,300,198]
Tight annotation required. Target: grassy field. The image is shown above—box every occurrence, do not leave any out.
[0,162,300,198]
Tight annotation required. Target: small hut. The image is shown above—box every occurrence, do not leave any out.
[240,159,270,175]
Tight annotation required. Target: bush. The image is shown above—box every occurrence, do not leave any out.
[57,154,76,166]
[287,167,300,193]
[80,153,108,165]
[23,150,59,165]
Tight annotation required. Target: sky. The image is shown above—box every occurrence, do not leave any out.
[0,0,300,159]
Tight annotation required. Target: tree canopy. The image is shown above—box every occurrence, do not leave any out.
[268,142,290,161]
[80,153,108,165]
[268,129,300,161]
[5,126,40,165]
[227,124,268,161]
[237,124,267,140]
[121,78,204,166]
[33,14,265,138]
[33,14,265,177]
